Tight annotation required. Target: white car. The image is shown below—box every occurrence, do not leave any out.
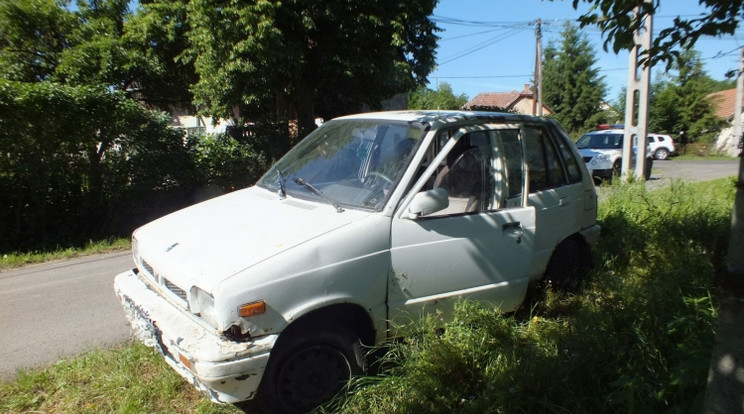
[647,133,675,160]
[114,111,601,413]
[576,128,653,183]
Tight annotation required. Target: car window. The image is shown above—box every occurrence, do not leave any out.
[522,126,566,193]
[421,127,524,217]
[493,129,524,208]
[547,124,582,184]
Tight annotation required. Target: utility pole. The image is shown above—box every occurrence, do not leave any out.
[622,1,652,181]
[533,18,543,116]
[726,45,744,279]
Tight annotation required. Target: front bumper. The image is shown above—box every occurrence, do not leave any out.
[114,269,277,404]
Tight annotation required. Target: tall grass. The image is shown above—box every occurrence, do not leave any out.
[332,179,735,414]
[0,179,735,414]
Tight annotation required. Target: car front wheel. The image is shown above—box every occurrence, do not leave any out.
[259,327,366,414]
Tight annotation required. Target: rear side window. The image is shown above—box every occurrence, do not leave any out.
[522,126,565,192]
[551,132,582,184]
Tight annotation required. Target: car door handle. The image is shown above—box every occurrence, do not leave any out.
[502,221,521,230]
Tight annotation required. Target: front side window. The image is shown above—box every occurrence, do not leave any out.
[257,119,426,211]
[420,127,525,217]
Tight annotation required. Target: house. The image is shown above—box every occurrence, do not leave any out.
[462,84,552,115]
[707,88,743,157]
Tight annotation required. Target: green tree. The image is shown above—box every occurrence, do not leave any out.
[119,0,197,111]
[0,0,75,81]
[409,82,468,110]
[187,0,440,137]
[667,49,725,142]
[568,0,744,69]
[542,22,607,134]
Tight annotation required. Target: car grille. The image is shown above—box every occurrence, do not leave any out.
[164,278,188,302]
[137,256,189,309]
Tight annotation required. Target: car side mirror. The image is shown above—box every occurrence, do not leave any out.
[403,188,449,219]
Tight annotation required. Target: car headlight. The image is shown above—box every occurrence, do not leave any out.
[190,287,218,329]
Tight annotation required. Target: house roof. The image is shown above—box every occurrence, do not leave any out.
[462,84,551,115]
[465,90,524,110]
[706,88,743,121]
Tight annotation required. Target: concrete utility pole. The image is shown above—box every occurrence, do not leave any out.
[622,1,652,181]
[726,46,744,279]
[533,18,543,117]
[701,45,744,414]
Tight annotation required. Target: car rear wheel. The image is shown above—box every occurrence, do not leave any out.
[258,327,365,414]
[545,237,591,292]
[654,148,669,160]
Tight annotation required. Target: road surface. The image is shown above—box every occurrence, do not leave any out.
[0,158,739,381]
[0,251,134,380]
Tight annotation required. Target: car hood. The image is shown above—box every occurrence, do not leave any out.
[132,186,372,293]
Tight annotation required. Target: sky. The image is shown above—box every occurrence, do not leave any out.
[429,0,744,102]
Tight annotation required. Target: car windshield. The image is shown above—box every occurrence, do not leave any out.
[257,118,426,211]
[576,133,623,149]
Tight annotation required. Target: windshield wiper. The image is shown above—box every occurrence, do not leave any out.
[293,177,344,213]
[276,168,287,199]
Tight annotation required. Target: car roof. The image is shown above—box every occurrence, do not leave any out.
[333,110,546,128]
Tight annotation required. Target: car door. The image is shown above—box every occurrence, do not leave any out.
[522,124,588,278]
[387,125,536,328]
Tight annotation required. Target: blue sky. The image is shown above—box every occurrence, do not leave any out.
[430,0,743,102]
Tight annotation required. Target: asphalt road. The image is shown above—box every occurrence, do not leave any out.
[0,251,135,380]
[0,158,740,381]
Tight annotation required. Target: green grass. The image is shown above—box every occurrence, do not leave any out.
[0,178,737,413]
[0,238,130,270]
[0,342,244,414]
[331,178,735,413]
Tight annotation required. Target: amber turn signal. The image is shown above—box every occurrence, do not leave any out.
[238,301,266,317]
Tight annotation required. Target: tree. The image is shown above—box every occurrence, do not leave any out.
[409,82,468,110]
[186,0,440,138]
[568,0,744,69]
[542,22,607,134]
[0,0,75,81]
[119,0,198,111]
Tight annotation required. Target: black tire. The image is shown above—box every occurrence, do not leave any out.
[611,159,622,182]
[258,327,365,414]
[644,157,653,180]
[545,237,591,292]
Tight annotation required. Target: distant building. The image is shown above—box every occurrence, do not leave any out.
[707,88,743,157]
[462,84,552,115]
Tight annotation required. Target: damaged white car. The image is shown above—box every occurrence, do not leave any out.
[114,110,600,413]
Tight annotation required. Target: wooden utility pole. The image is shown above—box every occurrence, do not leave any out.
[622,1,652,181]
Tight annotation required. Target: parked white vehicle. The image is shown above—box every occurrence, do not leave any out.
[647,133,676,160]
[114,111,601,414]
[576,128,654,182]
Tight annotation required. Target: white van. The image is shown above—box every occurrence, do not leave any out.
[114,111,600,413]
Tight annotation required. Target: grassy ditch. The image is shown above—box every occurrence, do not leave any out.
[0,178,737,413]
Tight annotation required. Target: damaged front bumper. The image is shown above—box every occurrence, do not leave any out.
[114,269,277,404]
